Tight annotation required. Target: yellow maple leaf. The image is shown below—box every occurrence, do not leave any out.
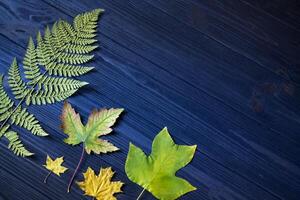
[44,155,68,176]
[77,167,123,200]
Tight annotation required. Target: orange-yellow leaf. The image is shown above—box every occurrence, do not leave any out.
[77,167,123,200]
[43,155,68,176]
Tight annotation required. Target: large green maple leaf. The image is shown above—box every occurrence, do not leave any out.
[125,127,197,200]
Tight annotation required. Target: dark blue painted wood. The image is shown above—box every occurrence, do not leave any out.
[0,0,299,200]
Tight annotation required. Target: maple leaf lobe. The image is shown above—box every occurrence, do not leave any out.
[61,101,85,145]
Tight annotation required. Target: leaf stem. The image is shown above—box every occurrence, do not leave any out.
[67,144,85,193]
[136,188,146,200]
[44,171,52,183]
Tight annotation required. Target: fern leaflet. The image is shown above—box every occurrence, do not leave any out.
[4,131,33,157]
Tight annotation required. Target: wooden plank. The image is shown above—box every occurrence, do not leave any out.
[187,0,300,60]
[0,0,299,199]
[0,0,298,196]
[240,0,300,31]
[141,0,300,105]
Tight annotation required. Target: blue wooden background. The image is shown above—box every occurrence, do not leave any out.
[0,0,299,199]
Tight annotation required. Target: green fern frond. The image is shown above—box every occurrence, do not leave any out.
[22,37,88,91]
[0,76,14,116]
[10,107,48,136]
[40,18,98,76]
[23,37,40,80]
[25,88,77,105]
[15,65,85,106]
[74,9,103,37]
[38,17,98,77]
[8,58,29,99]
[4,131,33,157]
[0,9,103,157]
[61,20,97,45]
[0,74,48,135]
[42,26,95,65]
[0,124,10,138]
[45,62,94,77]
[32,75,88,92]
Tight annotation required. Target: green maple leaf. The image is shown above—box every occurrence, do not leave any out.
[61,101,123,154]
[61,101,123,192]
[125,127,197,200]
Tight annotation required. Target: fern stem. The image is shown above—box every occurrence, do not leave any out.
[136,188,146,200]
[67,144,85,193]
[0,72,46,132]
[44,171,52,183]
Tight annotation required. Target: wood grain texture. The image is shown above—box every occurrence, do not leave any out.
[0,0,299,199]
